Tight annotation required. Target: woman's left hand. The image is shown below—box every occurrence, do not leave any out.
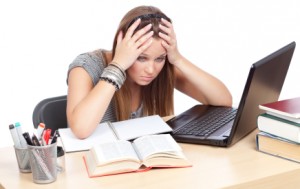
[159,18,182,65]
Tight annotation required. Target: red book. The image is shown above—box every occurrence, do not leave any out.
[259,97,300,119]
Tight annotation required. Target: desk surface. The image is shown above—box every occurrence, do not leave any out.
[1,129,300,189]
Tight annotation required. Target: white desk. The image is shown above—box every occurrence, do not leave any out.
[1,130,300,189]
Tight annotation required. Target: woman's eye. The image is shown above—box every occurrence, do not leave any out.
[156,57,166,62]
[137,57,147,62]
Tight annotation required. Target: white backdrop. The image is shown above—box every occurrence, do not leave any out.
[1,0,299,148]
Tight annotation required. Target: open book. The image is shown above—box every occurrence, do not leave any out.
[59,115,173,152]
[83,134,192,177]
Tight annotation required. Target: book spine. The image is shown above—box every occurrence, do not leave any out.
[107,122,119,140]
[257,114,300,143]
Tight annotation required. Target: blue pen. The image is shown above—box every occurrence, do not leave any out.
[14,122,27,148]
[9,124,21,148]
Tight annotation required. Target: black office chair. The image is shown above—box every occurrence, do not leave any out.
[32,95,68,136]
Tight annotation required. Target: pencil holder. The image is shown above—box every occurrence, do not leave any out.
[28,142,57,184]
[14,145,31,173]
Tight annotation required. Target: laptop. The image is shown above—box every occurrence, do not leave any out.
[167,41,296,147]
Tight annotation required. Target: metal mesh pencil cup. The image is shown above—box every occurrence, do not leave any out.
[28,142,57,184]
[14,145,31,173]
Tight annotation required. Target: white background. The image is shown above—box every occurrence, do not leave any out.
[1,0,299,148]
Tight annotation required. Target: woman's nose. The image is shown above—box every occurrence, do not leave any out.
[144,61,154,74]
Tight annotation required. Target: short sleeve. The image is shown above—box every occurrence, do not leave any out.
[67,51,106,86]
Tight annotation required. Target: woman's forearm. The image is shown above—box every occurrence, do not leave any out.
[174,56,232,106]
[67,69,116,139]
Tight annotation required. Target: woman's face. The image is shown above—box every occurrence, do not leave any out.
[127,38,166,86]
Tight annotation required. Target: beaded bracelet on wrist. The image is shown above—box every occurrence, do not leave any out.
[99,63,126,91]
[99,77,120,90]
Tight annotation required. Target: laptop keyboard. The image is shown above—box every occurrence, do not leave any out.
[173,107,237,137]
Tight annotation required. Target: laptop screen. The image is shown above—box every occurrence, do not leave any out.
[228,41,296,146]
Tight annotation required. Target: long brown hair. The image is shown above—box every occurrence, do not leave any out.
[111,6,175,120]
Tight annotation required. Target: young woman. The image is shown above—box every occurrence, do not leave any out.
[67,5,232,139]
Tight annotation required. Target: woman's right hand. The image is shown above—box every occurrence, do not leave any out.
[112,18,154,70]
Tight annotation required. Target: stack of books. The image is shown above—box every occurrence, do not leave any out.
[256,97,300,163]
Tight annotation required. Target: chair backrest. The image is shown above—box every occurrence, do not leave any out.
[32,95,68,136]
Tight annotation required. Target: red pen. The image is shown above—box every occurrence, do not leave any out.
[43,129,51,145]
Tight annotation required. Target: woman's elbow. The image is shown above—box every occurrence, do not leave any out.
[208,92,232,107]
[224,97,233,107]
[220,92,233,107]
[68,121,93,139]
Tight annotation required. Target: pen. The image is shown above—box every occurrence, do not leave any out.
[51,130,59,144]
[15,122,27,148]
[32,134,41,146]
[43,129,51,145]
[9,124,21,148]
[22,132,33,145]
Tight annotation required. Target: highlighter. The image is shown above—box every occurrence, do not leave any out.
[9,124,21,148]
[36,123,46,140]
[15,122,27,148]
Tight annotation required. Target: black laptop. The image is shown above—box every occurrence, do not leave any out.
[167,41,296,147]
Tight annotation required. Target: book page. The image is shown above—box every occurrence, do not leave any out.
[59,122,117,152]
[92,140,140,165]
[133,134,182,160]
[266,111,300,123]
[111,115,172,141]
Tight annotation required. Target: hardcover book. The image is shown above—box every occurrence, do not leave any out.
[259,97,300,119]
[257,113,300,143]
[256,132,300,163]
[83,134,192,177]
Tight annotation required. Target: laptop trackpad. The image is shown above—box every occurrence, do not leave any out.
[210,120,233,137]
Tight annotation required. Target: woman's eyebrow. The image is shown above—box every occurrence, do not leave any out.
[158,53,167,57]
[139,53,167,57]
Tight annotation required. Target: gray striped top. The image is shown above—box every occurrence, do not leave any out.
[67,49,142,123]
